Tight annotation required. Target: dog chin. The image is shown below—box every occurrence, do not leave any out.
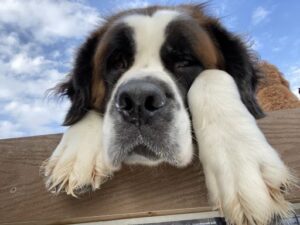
[105,130,193,170]
[124,143,191,167]
[124,144,165,166]
[105,139,193,170]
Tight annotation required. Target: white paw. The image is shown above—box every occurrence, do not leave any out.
[188,70,297,225]
[41,111,112,197]
[202,147,295,225]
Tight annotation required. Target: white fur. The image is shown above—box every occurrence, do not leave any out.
[103,10,193,168]
[41,110,112,197]
[188,69,295,225]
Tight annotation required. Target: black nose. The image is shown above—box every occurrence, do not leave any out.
[115,79,167,125]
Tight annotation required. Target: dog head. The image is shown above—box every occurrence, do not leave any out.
[56,4,263,170]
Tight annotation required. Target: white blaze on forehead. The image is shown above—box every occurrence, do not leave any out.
[123,10,180,70]
[112,10,183,108]
[111,9,183,103]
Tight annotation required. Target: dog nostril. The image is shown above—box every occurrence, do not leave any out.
[118,94,133,111]
[144,95,166,112]
[123,96,133,111]
[145,96,156,111]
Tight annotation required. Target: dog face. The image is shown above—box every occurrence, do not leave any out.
[56,5,264,170]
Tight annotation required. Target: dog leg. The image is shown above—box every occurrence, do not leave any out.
[188,69,296,225]
[41,110,112,197]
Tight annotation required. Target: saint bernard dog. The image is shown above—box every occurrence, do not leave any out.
[42,4,296,225]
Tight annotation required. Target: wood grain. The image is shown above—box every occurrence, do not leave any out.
[0,109,299,225]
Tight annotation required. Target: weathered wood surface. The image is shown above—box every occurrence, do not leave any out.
[0,109,299,225]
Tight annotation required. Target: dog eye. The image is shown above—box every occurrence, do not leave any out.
[109,52,128,71]
[169,49,197,70]
[174,60,193,69]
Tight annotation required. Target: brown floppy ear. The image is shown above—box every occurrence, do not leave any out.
[55,32,100,126]
[205,21,265,119]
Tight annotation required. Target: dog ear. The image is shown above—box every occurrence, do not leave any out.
[205,21,265,119]
[55,33,99,126]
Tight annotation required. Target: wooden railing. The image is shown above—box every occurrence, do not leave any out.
[0,108,299,225]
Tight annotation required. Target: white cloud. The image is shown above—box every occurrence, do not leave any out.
[0,32,39,60]
[0,68,65,101]
[116,0,150,10]
[252,6,270,25]
[10,53,48,74]
[292,89,300,99]
[287,66,300,99]
[3,100,68,130]
[0,99,69,139]
[0,65,69,138]
[0,121,24,139]
[0,0,102,139]
[0,0,101,43]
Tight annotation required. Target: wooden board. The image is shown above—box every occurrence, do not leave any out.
[0,108,299,225]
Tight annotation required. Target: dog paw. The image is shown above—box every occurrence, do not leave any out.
[40,111,112,197]
[206,158,296,225]
[188,70,297,225]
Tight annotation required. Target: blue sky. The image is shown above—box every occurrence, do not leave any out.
[0,0,299,139]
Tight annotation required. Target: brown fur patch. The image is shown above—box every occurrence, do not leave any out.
[167,18,223,69]
[90,28,109,111]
